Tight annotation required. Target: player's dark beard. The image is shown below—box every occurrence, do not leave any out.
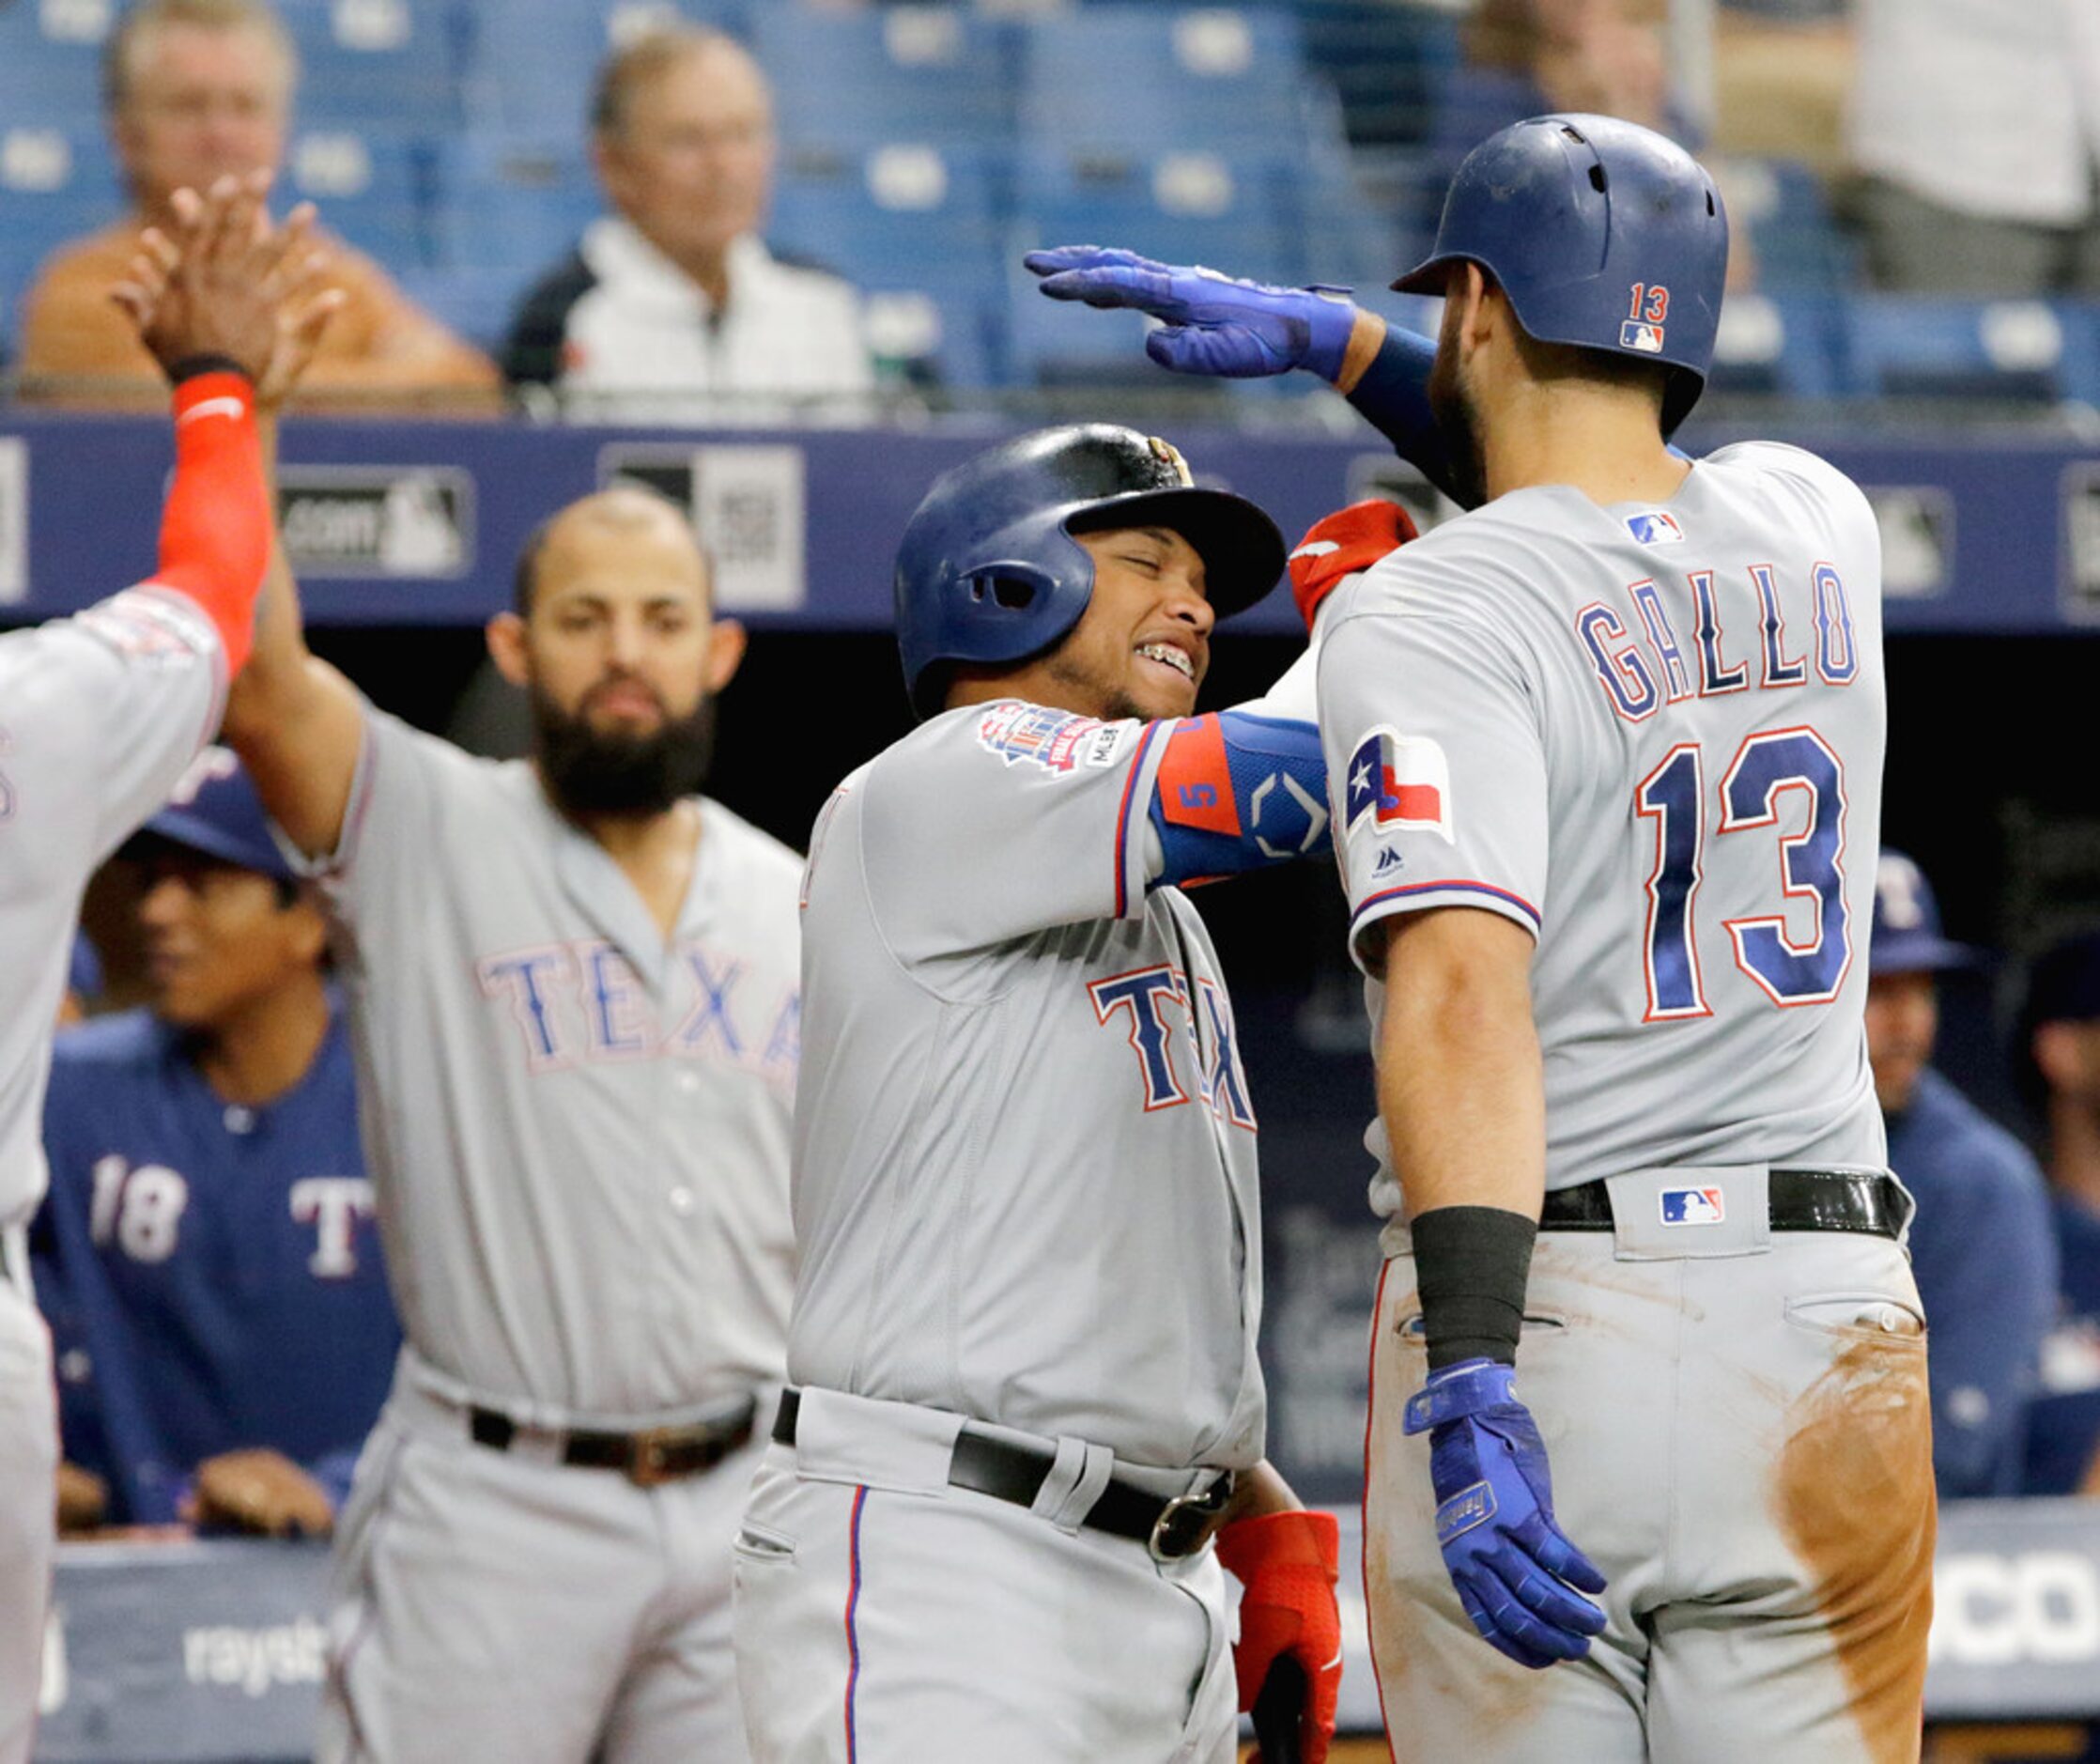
[1428,346,1490,513]
[531,680,716,818]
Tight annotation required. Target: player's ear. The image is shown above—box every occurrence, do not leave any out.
[704,617,747,693]
[2033,1021,2083,1093]
[486,611,532,688]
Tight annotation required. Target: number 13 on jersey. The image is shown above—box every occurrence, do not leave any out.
[1636,725,1851,1020]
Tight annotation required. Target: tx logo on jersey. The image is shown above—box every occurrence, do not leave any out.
[1660,1185,1725,1226]
[1343,728,1453,844]
[1088,964,1256,1131]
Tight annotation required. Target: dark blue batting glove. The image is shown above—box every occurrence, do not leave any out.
[1401,1357,1609,1670]
[1023,244,1358,381]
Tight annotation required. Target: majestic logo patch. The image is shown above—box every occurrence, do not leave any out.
[1372,846,1405,877]
[1626,510,1685,547]
[1343,727,1453,843]
[976,703,1105,774]
[1660,1185,1726,1226]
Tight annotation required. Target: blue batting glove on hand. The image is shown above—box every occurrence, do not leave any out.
[1023,244,1358,381]
[1401,1358,1609,1670]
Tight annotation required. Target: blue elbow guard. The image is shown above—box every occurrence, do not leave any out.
[1347,328,1455,494]
[1149,710,1330,887]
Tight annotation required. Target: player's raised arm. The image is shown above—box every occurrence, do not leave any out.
[172,224,365,859]
[111,171,329,673]
[1025,244,1456,499]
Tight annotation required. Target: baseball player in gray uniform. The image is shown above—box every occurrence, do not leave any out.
[210,390,798,1750]
[1033,116,1931,1762]
[735,426,1372,1764]
[0,172,332,1761]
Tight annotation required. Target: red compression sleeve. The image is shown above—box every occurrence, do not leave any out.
[151,371,269,673]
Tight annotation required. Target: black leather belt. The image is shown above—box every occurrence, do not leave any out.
[469,1393,757,1488]
[1540,1168,1908,1237]
[771,1388,1233,1562]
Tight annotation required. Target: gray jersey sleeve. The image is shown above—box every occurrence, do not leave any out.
[1319,596,1548,969]
[8,587,226,859]
[303,701,467,933]
[857,702,1171,971]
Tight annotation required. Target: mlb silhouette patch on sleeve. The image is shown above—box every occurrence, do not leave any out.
[1660,1185,1725,1226]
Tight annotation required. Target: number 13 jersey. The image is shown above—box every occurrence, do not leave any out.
[1318,441,1887,1216]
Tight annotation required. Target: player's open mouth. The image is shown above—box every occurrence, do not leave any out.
[1135,642,1195,682]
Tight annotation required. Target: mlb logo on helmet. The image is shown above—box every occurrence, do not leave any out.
[1660,1185,1725,1226]
[1343,727,1453,844]
[1621,320,1666,353]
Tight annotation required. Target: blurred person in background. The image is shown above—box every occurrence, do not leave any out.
[1866,852,2056,1499]
[1848,0,2100,295]
[501,25,874,422]
[2021,931,2100,1496]
[16,0,498,408]
[33,750,395,1538]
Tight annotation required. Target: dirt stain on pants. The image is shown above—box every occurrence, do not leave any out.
[1770,1331,1937,1764]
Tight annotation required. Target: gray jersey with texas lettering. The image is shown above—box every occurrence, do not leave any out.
[0,589,224,1222]
[788,699,1269,1471]
[1319,441,1888,1242]
[316,706,800,1420]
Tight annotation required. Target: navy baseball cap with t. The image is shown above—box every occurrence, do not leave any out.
[129,747,298,884]
[1869,850,1981,977]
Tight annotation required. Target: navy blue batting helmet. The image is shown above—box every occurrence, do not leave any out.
[894,425,1286,718]
[1393,114,1729,435]
[130,747,297,883]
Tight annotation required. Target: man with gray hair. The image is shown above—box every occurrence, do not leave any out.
[501,24,874,421]
[17,0,497,408]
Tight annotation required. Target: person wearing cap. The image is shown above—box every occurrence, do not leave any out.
[31,748,397,1536]
[2019,929,2100,1495]
[1867,850,2058,1497]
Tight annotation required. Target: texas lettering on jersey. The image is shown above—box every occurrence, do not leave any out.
[475,936,799,1080]
[1088,962,1257,1129]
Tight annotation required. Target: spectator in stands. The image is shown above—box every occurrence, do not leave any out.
[502,25,875,422]
[15,0,498,410]
[1848,0,2100,294]
[33,750,397,1537]
[1867,852,2057,1498]
[2021,930,2100,1496]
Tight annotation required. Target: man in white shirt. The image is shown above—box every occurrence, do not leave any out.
[502,26,875,424]
[1849,0,2100,293]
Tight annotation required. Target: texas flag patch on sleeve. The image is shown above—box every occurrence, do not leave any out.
[1343,727,1453,844]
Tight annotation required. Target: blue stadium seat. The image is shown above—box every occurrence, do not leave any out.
[286,129,433,271]
[857,270,1004,394]
[278,0,465,132]
[1706,292,1845,401]
[749,5,1015,151]
[1014,144,1303,281]
[0,0,110,129]
[1019,7,1312,157]
[0,125,127,333]
[1721,158,1860,294]
[392,262,541,353]
[430,133,600,276]
[768,143,1003,286]
[1844,296,2088,403]
[460,0,743,134]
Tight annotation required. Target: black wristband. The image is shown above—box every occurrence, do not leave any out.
[1410,1205,1537,1370]
[168,353,253,387]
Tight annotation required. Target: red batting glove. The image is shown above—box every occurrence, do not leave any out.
[1287,499,1420,632]
[1215,1509,1342,1764]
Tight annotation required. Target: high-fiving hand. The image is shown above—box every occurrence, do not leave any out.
[1025,245,1360,382]
[110,168,344,407]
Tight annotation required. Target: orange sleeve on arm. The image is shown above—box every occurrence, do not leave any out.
[152,370,270,673]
